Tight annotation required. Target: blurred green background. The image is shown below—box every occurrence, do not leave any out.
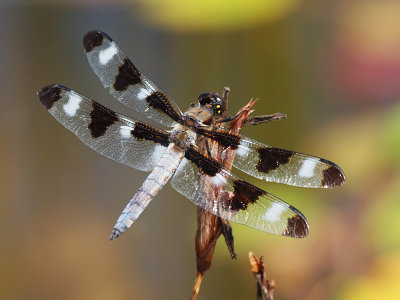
[1,0,400,299]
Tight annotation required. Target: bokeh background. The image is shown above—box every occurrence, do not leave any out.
[2,0,400,299]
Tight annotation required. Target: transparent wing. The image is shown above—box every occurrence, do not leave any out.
[171,157,309,238]
[37,84,169,172]
[83,30,183,127]
[233,136,345,188]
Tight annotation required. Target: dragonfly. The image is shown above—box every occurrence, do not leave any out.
[37,31,345,241]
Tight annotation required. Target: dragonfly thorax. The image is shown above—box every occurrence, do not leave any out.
[169,124,197,150]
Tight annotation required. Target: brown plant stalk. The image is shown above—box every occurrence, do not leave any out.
[191,88,285,299]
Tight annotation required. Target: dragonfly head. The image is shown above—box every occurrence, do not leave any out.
[198,92,223,116]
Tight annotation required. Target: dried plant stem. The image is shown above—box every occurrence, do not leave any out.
[191,272,204,300]
[191,95,256,298]
[191,88,284,298]
[249,252,275,300]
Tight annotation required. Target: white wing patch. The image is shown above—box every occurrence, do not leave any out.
[235,144,250,157]
[263,202,286,222]
[99,44,118,65]
[63,94,82,117]
[119,125,132,139]
[136,87,151,101]
[298,159,317,178]
[211,173,228,187]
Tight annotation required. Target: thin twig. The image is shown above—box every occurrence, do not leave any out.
[249,252,275,300]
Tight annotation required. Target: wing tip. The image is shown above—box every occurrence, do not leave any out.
[284,205,309,238]
[37,84,72,109]
[37,84,61,109]
[83,30,113,53]
[321,161,346,188]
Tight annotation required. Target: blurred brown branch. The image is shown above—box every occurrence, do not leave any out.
[249,252,275,300]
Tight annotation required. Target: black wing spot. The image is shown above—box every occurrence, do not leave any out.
[83,30,106,53]
[146,91,182,123]
[113,58,142,91]
[229,180,265,211]
[37,84,63,110]
[321,165,345,188]
[184,146,221,177]
[88,102,118,138]
[257,148,293,173]
[194,127,241,149]
[131,122,170,147]
[283,207,309,238]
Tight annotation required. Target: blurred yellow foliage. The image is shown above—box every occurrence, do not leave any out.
[135,0,299,32]
[366,173,400,251]
[340,253,400,300]
[381,101,400,164]
[337,0,400,56]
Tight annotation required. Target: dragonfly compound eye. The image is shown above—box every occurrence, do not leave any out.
[198,92,223,115]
